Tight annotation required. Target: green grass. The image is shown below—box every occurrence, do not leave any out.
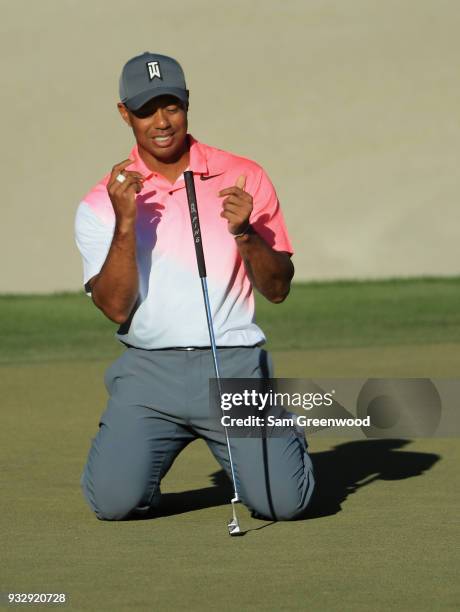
[1,278,459,610]
[1,277,459,364]
[1,359,458,611]
[258,276,460,350]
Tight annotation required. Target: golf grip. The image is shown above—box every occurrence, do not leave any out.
[184,171,207,278]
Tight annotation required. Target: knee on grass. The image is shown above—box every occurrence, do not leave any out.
[82,478,157,521]
[247,474,316,522]
[86,491,140,521]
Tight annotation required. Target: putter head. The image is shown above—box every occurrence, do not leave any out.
[227,516,242,536]
[228,497,243,536]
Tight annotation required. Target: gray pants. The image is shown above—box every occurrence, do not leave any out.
[80,346,315,521]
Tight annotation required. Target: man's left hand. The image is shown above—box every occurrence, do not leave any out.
[218,175,252,235]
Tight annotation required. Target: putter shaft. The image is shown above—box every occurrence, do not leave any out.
[184,171,242,535]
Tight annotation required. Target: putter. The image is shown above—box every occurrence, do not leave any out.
[184,170,242,537]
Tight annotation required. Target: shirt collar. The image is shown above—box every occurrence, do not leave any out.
[188,135,209,174]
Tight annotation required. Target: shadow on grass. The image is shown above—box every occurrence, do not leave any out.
[302,438,440,519]
[132,439,440,522]
[155,470,234,518]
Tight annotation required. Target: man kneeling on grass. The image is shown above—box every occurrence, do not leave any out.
[75,51,315,523]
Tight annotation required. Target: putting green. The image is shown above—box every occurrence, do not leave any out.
[1,346,459,611]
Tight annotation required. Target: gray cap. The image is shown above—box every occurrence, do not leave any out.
[119,52,189,111]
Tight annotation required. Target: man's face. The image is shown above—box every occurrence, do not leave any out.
[118,95,188,163]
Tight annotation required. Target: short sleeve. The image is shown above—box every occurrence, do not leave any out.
[74,202,114,295]
[249,168,294,254]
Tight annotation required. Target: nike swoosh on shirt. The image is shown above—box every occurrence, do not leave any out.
[200,173,222,181]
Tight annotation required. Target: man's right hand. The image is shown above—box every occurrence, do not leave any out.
[107,159,146,224]
[88,159,144,324]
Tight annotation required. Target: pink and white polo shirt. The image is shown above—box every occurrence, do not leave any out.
[74,136,293,349]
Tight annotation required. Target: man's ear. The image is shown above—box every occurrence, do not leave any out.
[117,102,132,127]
